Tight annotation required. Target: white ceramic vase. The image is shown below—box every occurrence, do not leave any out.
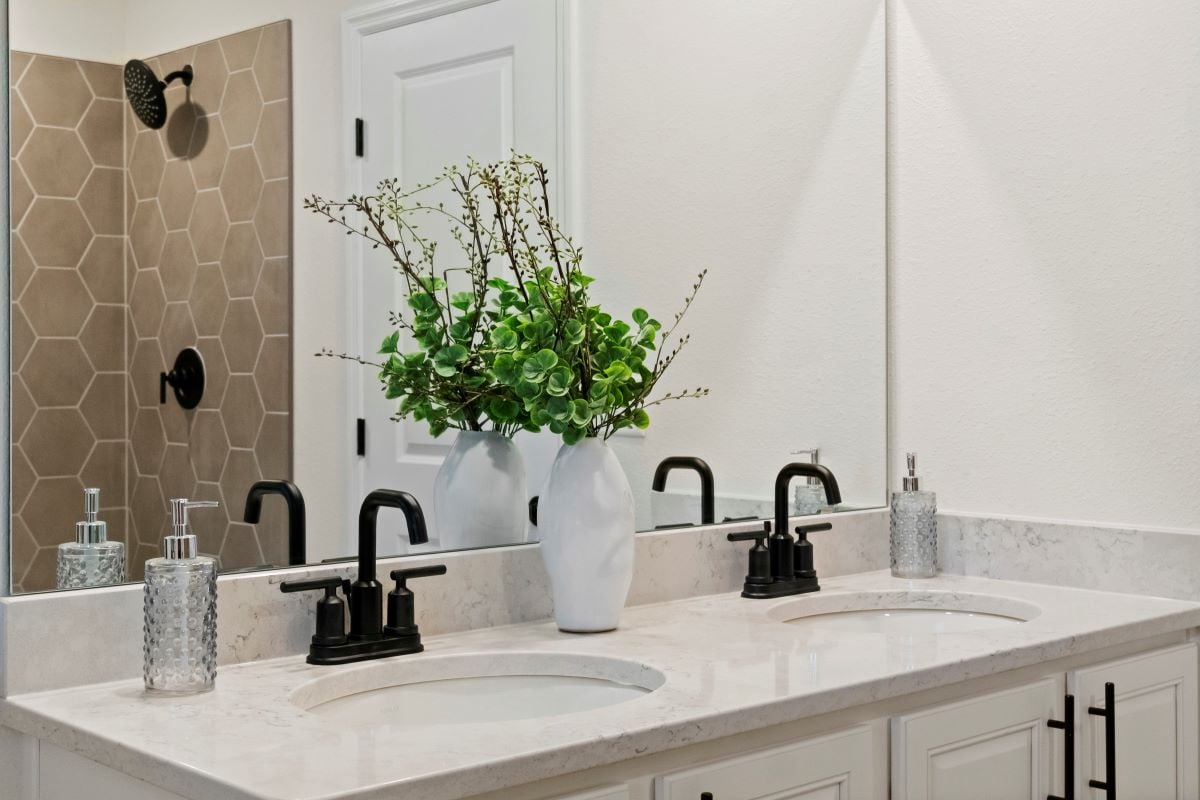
[538,438,635,632]
[434,431,527,552]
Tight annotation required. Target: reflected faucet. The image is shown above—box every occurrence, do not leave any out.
[353,489,429,639]
[651,456,715,525]
[242,479,306,566]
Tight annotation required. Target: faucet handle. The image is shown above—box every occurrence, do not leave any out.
[794,521,833,538]
[280,577,350,648]
[385,564,447,637]
[726,520,771,542]
[728,522,772,587]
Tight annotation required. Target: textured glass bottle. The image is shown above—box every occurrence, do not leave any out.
[57,488,126,589]
[890,453,938,578]
[144,499,219,694]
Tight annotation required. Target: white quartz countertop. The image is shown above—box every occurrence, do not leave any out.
[4,571,1199,800]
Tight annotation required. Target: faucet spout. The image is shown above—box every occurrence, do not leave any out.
[651,456,715,524]
[352,489,429,639]
[772,463,842,580]
[243,479,306,565]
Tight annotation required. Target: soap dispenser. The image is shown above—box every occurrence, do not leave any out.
[56,488,126,589]
[890,453,937,578]
[144,498,219,694]
[792,449,826,516]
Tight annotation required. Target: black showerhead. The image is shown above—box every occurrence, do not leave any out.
[124,59,193,130]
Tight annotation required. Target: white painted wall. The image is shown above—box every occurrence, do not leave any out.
[9,0,126,63]
[890,0,1200,530]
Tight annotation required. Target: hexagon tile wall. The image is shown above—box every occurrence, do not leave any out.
[10,21,293,592]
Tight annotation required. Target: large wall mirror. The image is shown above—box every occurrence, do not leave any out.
[4,0,886,594]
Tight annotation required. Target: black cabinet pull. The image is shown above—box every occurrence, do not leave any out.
[700,794,713,800]
[1047,693,1075,800]
[1087,682,1116,800]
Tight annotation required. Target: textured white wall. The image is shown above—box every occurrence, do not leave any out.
[890,0,1200,530]
[9,0,127,63]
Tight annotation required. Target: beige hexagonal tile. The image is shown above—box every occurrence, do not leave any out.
[22,409,94,476]
[22,339,92,407]
[220,70,263,147]
[165,95,204,160]
[11,165,34,225]
[189,481,226,557]
[254,257,289,335]
[188,409,230,482]
[130,339,167,408]
[222,28,262,71]
[188,115,228,190]
[81,441,126,508]
[253,22,291,104]
[11,378,35,440]
[10,517,38,592]
[190,263,230,337]
[79,167,125,236]
[11,51,33,85]
[189,42,229,113]
[159,396,190,448]
[21,268,90,336]
[130,269,167,338]
[130,200,167,270]
[11,446,36,512]
[131,477,168,542]
[255,336,290,414]
[78,236,125,304]
[160,230,198,302]
[219,448,261,514]
[220,221,263,298]
[131,408,168,475]
[195,336,230,410]
[11,94,34,154]
[21,546,61,592]
[159,443,197,503]
[21,127,92,197]
[129,132,166,200]
[220,521,266,570]
[80,305,126,371]
[159,159,198,230]
[78,98,124,167]
[160,302,198,357]
[11,235,36,298]
[220,298,264,373]
[81,373,127,440]
[19,197,92,267]
[10,304,34,371]
[79,60,122,99]
[188,189,230,263]
[254,179,289,258]
[221,374,264,448]
[18,56,92,127]
[255,413,290,479]
[219,147,264,223]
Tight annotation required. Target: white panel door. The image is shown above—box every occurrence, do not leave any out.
[356,0,560,552]
[553,787,630,800]
[654,723,884,799]
[892,678,1059,800]
[1069,642,1198,800]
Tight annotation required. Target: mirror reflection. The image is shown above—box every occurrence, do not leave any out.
[6,0,886,594]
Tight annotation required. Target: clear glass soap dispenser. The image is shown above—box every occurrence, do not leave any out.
[144,498,219,694]
[792,448,827,516]
[57,488,126,589]
[890,452,938,578]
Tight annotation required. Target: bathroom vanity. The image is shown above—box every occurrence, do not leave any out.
[2,570,1197,800]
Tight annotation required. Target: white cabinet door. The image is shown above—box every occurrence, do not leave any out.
[654,723,883,799]
[554,787,629,800]
[892,678,1059,800]
[1069,642,1198,800]
[38,741,185,800]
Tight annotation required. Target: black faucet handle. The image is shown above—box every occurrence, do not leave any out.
[727,520,771,542]
[280,577,349,647]
[728,522,773,587]
[794,522,833,537]
[386,564,446,636]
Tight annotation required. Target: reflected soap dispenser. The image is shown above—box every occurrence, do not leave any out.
[56,488,126,589]
[890,453,937,578]
[792,449,827,516]
[144,498,219,694]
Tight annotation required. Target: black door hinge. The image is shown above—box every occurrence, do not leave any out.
[354,118,364,157]
[356,418,366,456]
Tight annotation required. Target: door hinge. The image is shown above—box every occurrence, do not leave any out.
[354,118,364,157]
[356,418,366,456]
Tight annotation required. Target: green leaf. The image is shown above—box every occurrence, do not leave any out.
[521,348,559,382]
[490,326,518,350]
[433,344,469,377]
[631,307,649,326]
[570,399,591,427]
[491,353,521,384]
[379,330,401,354]
[563,319,585,346]
[562,427,586,445]
[632,408,650,429]
[547,396,571,422]
[546,366,574,397]
[449,291,474,311]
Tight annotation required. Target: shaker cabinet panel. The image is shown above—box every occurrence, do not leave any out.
[1069,642,1198,800]
[554,787,631,800]
[38,741,186,800]
[892,678,1059,800]
[653,722,883,800]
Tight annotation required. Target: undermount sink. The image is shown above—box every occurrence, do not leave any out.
[290,652,664,727]
[767,590,1042,634]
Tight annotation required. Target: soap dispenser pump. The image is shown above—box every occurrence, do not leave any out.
[56,488,126,589]
[890,452,937,578]
[144,498,219,694]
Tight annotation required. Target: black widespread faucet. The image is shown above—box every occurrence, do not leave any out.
[727,463,842,599]
[243,479,306,566]
[280,489,441,665]
[651,456,715,525]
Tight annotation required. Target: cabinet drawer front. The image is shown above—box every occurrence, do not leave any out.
[654,724,882,800]
[38,741,186,800]
[1069,642,1198,800]
[555,787,630,800]
[892,678,1059,800]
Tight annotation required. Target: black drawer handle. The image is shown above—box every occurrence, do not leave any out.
[1047,693,1075,800]
[700,794,713,800]
[1087,682,1116,800]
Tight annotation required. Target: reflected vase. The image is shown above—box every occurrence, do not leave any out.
[434,431,527,552]
[538,438,635,633]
